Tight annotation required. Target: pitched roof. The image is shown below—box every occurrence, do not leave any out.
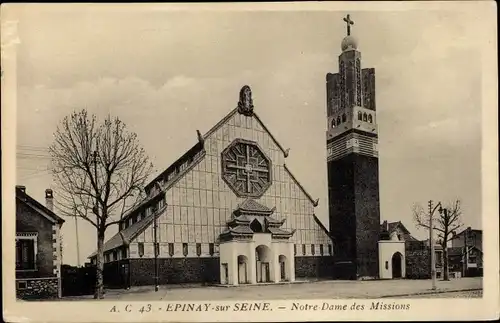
[16,188,65,225]
[380,221,419,241]
[146,106,318,207]
[448,247,463,256]
[238,199,273,213]
[89,213,156,258]
[88,190,167,258]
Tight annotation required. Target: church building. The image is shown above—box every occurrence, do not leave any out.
[91,85,334,287]
[90,14,426,286]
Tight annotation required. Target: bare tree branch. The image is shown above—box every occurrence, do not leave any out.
[49,109,154,298]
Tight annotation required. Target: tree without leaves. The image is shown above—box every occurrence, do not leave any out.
[49,109,154,299]
[413,200,463,281]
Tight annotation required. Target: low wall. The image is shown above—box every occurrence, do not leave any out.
[127,257,220,287]
[405,241,430,279]
[295,256,335,279]
[16,277,60,300]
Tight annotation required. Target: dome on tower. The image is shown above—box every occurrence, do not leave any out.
[341,35,358,51]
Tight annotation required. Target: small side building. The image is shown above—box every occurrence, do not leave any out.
[449,227,483,277]
[15,186,65,300]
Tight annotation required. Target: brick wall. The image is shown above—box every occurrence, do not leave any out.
[118,257,220,287]
[16,202,55,279]
[294,256,335,279]
[328,153,380,279]
[16,277,59,300]
[405,242,430,279]
[353,154,380,278]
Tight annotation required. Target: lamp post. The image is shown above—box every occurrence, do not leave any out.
[428,200,442,291]
[153,182,167,292]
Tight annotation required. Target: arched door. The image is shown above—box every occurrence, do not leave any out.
[392,252,403,279]
[255,245,272,283]
[237,255,248,284]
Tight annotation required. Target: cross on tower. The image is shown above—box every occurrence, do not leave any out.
[343,14,354,36]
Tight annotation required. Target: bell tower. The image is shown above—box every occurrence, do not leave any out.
[326,14,380,279]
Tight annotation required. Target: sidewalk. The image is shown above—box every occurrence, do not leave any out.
[62,277,482,301]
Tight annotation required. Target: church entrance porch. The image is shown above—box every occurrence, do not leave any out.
[218,199,296,286]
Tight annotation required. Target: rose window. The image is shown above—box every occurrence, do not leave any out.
[221,139,272,197]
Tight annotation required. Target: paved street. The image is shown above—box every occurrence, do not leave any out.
[400,290,482,298]
[63,277,482,301]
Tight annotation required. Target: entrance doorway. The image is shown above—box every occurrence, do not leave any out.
[279,255,287,281]
[237,255,248,284]
[392,252,403,278]
[255,245,272,283]
[221,263,229,284]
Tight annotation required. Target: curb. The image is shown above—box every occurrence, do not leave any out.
[378,288,483,298]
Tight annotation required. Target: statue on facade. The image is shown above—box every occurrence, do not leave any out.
[237,85,254,116]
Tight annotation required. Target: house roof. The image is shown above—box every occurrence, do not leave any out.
[448,247,463,256]
[380,221,418,241]
[16,187,65,225]
[454,227,482,238]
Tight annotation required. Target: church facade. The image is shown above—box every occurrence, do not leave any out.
[91,85,333,287]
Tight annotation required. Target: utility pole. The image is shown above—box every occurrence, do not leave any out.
[93,150,100,229]
[75,216,81,267]
[428,200,441,291]
[154,202,159,292]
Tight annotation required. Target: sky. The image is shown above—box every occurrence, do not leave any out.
[12,6,484,266]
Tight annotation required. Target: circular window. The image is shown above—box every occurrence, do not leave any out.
[221,139,272,198]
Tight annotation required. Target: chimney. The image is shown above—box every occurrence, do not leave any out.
[383,220,388,231]
[45,189,54,212]
[16,185,26,194]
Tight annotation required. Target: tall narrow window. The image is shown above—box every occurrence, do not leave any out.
[336,116,341,125]
[168,243,174,256]
[15,238,36,270]
[328,244,333,255]
[311,244,316,255]
[138,242,144,257]
[294,244,297,256]
[302,244,306,256]
[331,119,336,128]
[363,113,367,122]
[320,244,324,256]
[342,113,347,123]
[196,243,201,256]
[358,111,362,120]
[368,114,373,123]
[183,243,188,257]
[209,243,214,256]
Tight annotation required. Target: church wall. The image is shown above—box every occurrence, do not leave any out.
[127,258,220,286]
[295,256,335,278]
[130,112,332,260]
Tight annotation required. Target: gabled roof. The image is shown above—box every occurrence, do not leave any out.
[237,199,273,214]
[16,187,65,225]
[448,247,463,256]
[146,106,318,207]
[380,221,418,241]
